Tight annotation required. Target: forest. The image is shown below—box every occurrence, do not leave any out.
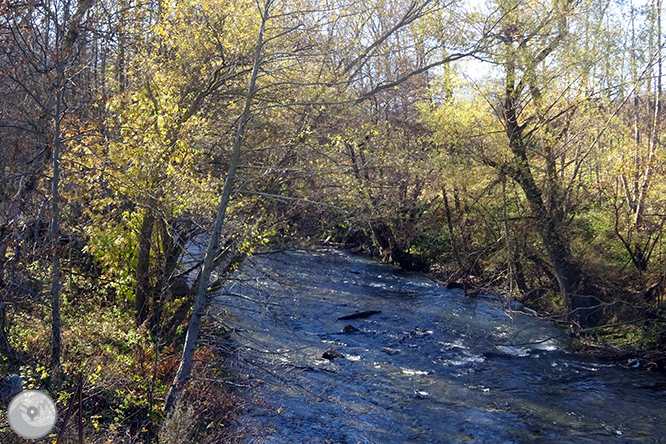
[1,0,665,441]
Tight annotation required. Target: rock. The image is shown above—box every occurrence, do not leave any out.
[414,390,429,398]
[445,281,465,290]
[322,348,345,360]
[402,326,432,340]
[381,347,401,355]
[342,325,359,333]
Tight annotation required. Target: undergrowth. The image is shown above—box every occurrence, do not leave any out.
[0,292,244,443]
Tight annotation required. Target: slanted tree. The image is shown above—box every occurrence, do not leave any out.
[478,0,612,327]
[165,0,483,410]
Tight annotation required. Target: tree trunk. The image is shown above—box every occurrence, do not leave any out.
[164,0,271,412]
[496,0,600,327]
[50,66,65,375]
[442,186,462,267]
[504,101,599,327]
[150,218,181,332]
[502,181,527,295]
[0,283,11,357]
[135,210,155,326]
[370,222,393,262]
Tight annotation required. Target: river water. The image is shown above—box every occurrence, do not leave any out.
[212,248,666,443]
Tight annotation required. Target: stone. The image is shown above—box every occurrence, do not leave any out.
[342,325,359,333]
[322,348,345,360]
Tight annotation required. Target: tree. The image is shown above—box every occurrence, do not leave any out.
[494,0,607,326]
[297,0,484,270]
[0,0,96,373]
[611,0,665,273]
[164,0,483,409]
[65,0,260,332]
[421,0,622,326]
[164,0,272,409]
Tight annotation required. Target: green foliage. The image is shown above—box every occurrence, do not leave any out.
[82,212,140,302]
[590,315,666,351]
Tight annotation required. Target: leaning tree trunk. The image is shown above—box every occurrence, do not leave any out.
[164,0,271,412]
[504,97,600,328]
[496,0,601,328]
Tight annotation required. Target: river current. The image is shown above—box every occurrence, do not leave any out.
[212,248,666,443]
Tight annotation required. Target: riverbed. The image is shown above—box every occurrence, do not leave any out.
[212,248,666,443]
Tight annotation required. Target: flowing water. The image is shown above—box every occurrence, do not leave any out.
[212,248,666,443]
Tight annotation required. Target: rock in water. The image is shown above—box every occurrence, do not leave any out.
[342,324,359,333]
[445,281,465,290]
[322,348,345,360]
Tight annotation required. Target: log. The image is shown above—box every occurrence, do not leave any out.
[337,310,381,321]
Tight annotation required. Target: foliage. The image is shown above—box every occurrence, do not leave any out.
[0,287,241,443]
[2,0,666,441]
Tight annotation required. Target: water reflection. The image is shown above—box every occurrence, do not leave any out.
[213,248,666,443]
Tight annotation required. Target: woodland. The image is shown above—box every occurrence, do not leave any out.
[1,0,666,441]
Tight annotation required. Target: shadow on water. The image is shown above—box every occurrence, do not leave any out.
[212,248,666,444]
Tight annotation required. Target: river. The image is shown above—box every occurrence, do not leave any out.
[211,248,666,443]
